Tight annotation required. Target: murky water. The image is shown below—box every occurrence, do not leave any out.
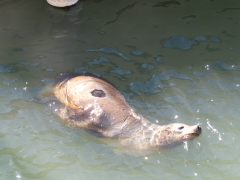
[1,0,240,179]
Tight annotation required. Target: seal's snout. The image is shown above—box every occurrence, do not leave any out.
[195,125,202,136]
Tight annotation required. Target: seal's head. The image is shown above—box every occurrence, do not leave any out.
[124,122,202,149]
[166,123,202,141]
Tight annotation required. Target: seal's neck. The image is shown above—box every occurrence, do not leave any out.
[120,114,183,149]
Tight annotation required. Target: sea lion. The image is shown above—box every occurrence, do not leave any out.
[53,75,202,149]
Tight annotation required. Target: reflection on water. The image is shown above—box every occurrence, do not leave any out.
[86,47,131,61]
[1,0,240,179]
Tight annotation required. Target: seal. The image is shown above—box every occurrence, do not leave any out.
[53,75,202,149]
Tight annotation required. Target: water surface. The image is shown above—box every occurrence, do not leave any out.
[1,0,240,179]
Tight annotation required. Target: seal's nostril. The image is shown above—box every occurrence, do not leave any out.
[197,126,202,131]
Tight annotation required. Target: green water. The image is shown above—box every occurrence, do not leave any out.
[0,0,240,179]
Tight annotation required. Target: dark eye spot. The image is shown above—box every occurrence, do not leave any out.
[178,126,184,130]
[91,89,106,98]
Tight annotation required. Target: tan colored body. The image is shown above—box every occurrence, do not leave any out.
[54,76,201,149]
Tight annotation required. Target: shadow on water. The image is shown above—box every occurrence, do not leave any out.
[1,0,240,179]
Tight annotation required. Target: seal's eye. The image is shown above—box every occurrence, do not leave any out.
[91,89,106,98]
[178,126,184,130]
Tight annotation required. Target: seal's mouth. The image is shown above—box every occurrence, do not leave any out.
[189,132,201,137]
[183,126,202,140]
[183,133,199,140]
